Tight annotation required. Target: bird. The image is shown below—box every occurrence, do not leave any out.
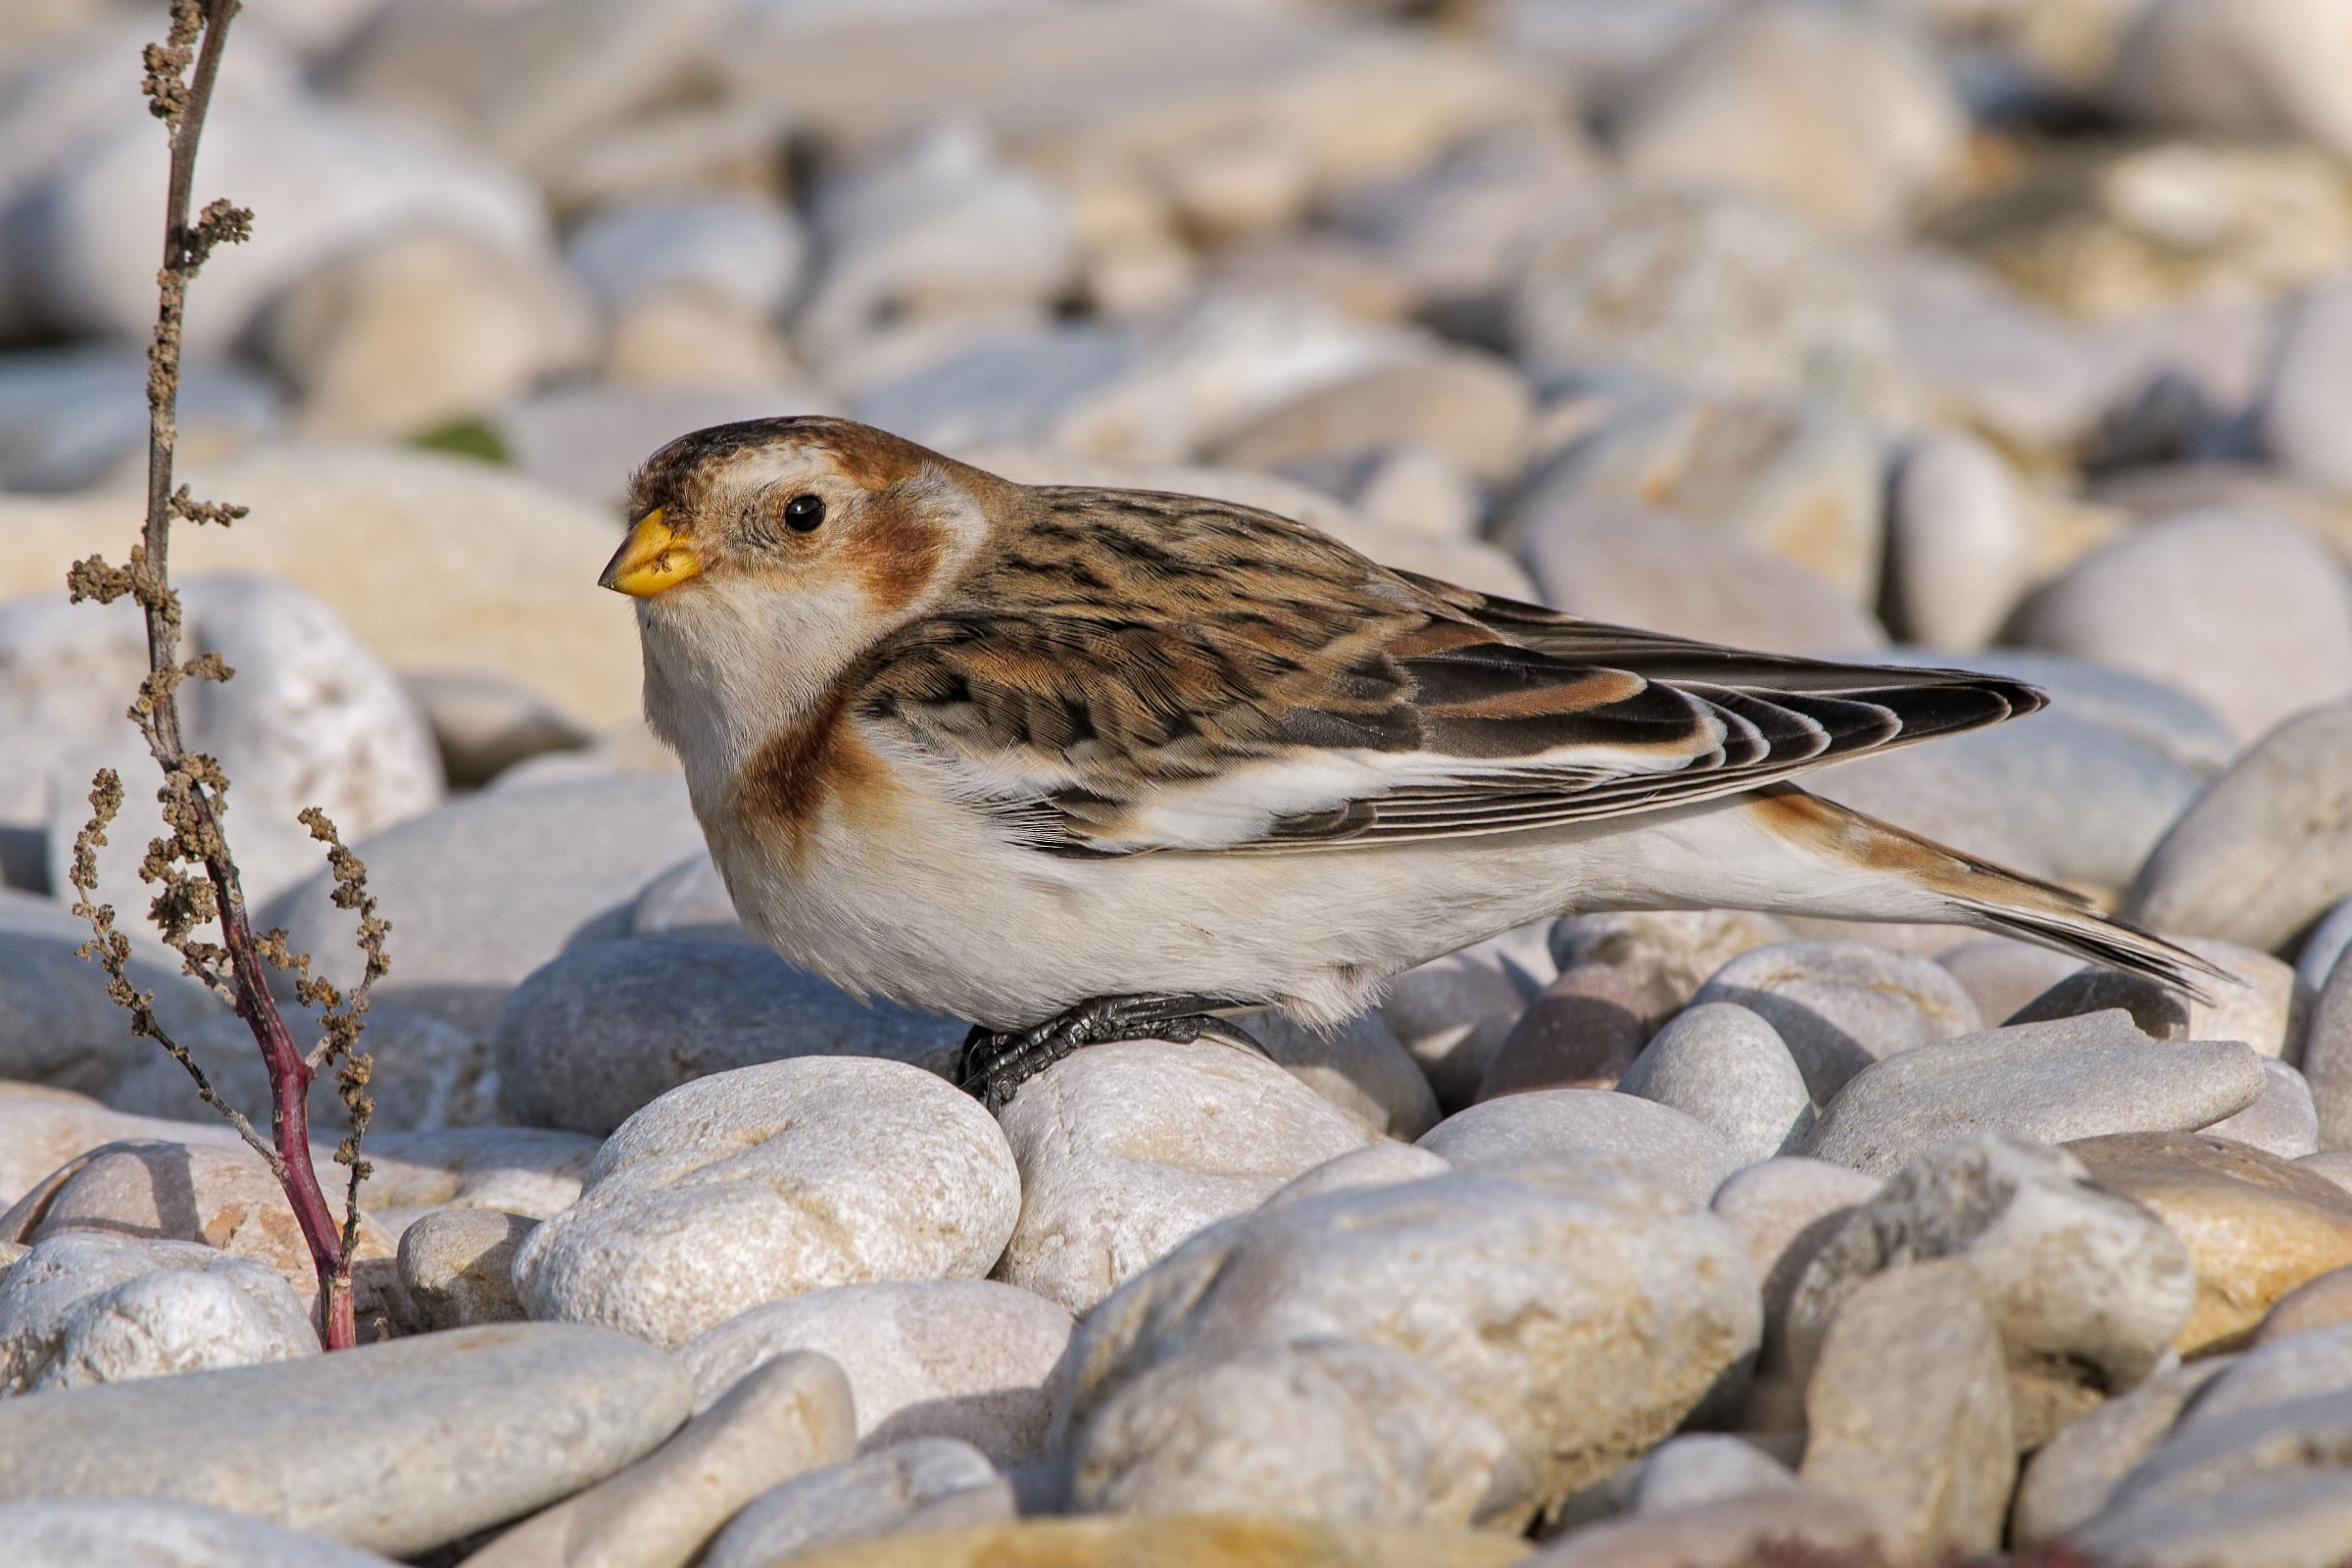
[600,415,2220,1110]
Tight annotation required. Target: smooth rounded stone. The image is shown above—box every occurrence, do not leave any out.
[5,1140,403,1331]
[1507,183,1910,421]
[2207,1060,2321,1160]
[403,669,592,788]
[2184,1324,2352,1434]
[1548,910,1793,1029]
[2299,896,2352,999]
[1626,1435,1800,1514]
[2109,0,2352,166]
[1524,1488,1895,1568]
[515,1058,1019,1349]
[1505,391,1885,602]
[0,1321,687,1553]
[993,1040,1372,1316]
[1070,1336,1512,1527]
[1054,1157,1761,1524]
[0,890,222,1094]
[1882,644,2240,781]
[2010,509,2352,744]
[104,998,495,1135]
[363,1127,601,1220]
[1616,1004,1813,1165]
[2311,956,2352,1152]
[466,1349,855,1568]
[1260,1144,1454,1214]
[398,1209,532,1331]
[2007,966,2191,1041]
[0,343,278,495]
[601,290,797,391]
[1515,496,1886,661]
[774,1515,1529,1568]
[0,1232,315,1395]
[0,1085,256,1206]
[705,1441,1012,1568]
[2092,1384,2352,1534]
[1381,925,1555,1111]
[2068,1132,2352,1354]
[627,853,752,944]
[2301,1152,2352,1196]
[1475,964,1647,1100]
[20,575,443,922]
[564,194,806,318]
[1689,940,1983,1105]
[2070,1468,2352,1568]
[1784,1138,2196,1421]
[1710,1158,1883,1287]
[1941,939,2088,1028]
[2262,270,2352,495]
[2180,938,2306,1062]
[1417,1090,1742,1207]
[1803,1012,2266,1179]
[1884,428,2034,652]
[262,774,711,1036]
[0,1497,403,1568]
[2260,1265,2352,1345]
[1613,0,1964,235]
[678,1280,1073,1467]
[1238,1007,1439,1140]
[495,937,966,1137]
[1208,351,1533,485]
[1797,1259,2015,1558]
[2011,1358,2235,1545]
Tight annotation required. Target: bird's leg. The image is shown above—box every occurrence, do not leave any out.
[956,993,1261,1112]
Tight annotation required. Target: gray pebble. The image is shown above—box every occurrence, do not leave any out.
[1691,939,1983,1103]
[1617,1002,1814,1164]
[1418,1088,1743,1204]
[705,1440,1010,1568]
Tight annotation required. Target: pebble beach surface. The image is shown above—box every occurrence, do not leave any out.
[5,0,2352,1564]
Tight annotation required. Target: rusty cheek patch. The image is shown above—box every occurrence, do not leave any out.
[842,493,946,615]
[736,695,899,871]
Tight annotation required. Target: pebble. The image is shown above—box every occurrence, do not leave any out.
[2302,1152,2352,1195]
[1689,940,1983,1105]
[363,1126,601,1219]
[1548,910,1794,1029]
[1069,1336,1512,1527]
[514,1058,1019,1348]
[564,194,806,319]
[0,1322,689,1555]
[494,936,965,1136]
[2262,270,2352,496]
[2205,1058,2321,1160]
[1380,925,1555,1110]
[0,1086,248,1206]
[772,1516,1529,1568]
[704,1441,1013,1568]
[465,1350,855,1568]
[0,1232,316,1395]
[0,1497,402,1568]
[263,775,711,1036]
[0,344,278,495]
[2260,1263,2352,1344]
[992,1040,1371,1316]
[2110,0,2352,166]
[1507,184,1911,421]
[397,1209,533,1331]
[2129,703,2352,956]
[1259,1144,1455,1212]
[1804,1012,2266,1178]
[1940,939,2091,1027]
[2007,964,2191,1040]
[1506,389,1885,601]
[1417,1088,1743,1206]
[1883,428,2034,651]
[679,1279,1073,1467]
[1615,1003,1814,1164]
[1612,0,1964,235]
[1239,1006,1440,1140]
[2011,1358,2233,1545]
[2092,1385,2352,1536]
[2298,895,2352,998]
[2308,955,2352,1151]
[2180,1321,2352,1431]
[1797,1259,2015,1557]
[1709,1157,1883,1291]
[1625,1435,1801,1514]
[402,669,593,788]
[2009,508,2352,743]
[1785,1136,2195,1445]
[1516,496,1886,660]
[0,891,222,1095]
[2070,1467,2352,1568]
[1526,1489,1895,1568]
[2068,1132,2352,1353]
[1474,962,1647,1099]
[1208,350,1534,485]
[1055,1157,1760,1524]
[7,1139,406,1332]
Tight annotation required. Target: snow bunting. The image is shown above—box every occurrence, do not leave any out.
[602,416,2216,1108]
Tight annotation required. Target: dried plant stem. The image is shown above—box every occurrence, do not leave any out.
[64,0,381,1351]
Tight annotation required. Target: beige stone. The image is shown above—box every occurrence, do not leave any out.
[2011,1357,2234,1545]
[1526,1490,1895,1568]
[2070,1131,2352,1353]
[1209,352,1532,483]
[776,1516,1530,1568]
[397,1209,533,1331]
[1549,911,1795,1030]
[463,1350,854,1568]
[1799,1260,2016,1558]
[0,1088,251,1209]
[2257,1262,2352,1345]
[601,291,797,389]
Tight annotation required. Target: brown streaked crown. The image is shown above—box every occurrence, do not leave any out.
[625,415,945,522]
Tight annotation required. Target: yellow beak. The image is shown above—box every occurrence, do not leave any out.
[599,508,704,597]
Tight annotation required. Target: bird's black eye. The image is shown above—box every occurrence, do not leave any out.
[783,493,825,532]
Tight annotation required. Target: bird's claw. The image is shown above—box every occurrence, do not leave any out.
[956,993,1259,1113]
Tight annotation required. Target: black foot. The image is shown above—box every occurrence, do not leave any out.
[956,994,1260,1112]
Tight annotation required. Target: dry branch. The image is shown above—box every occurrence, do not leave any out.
[63,0,384,1351]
